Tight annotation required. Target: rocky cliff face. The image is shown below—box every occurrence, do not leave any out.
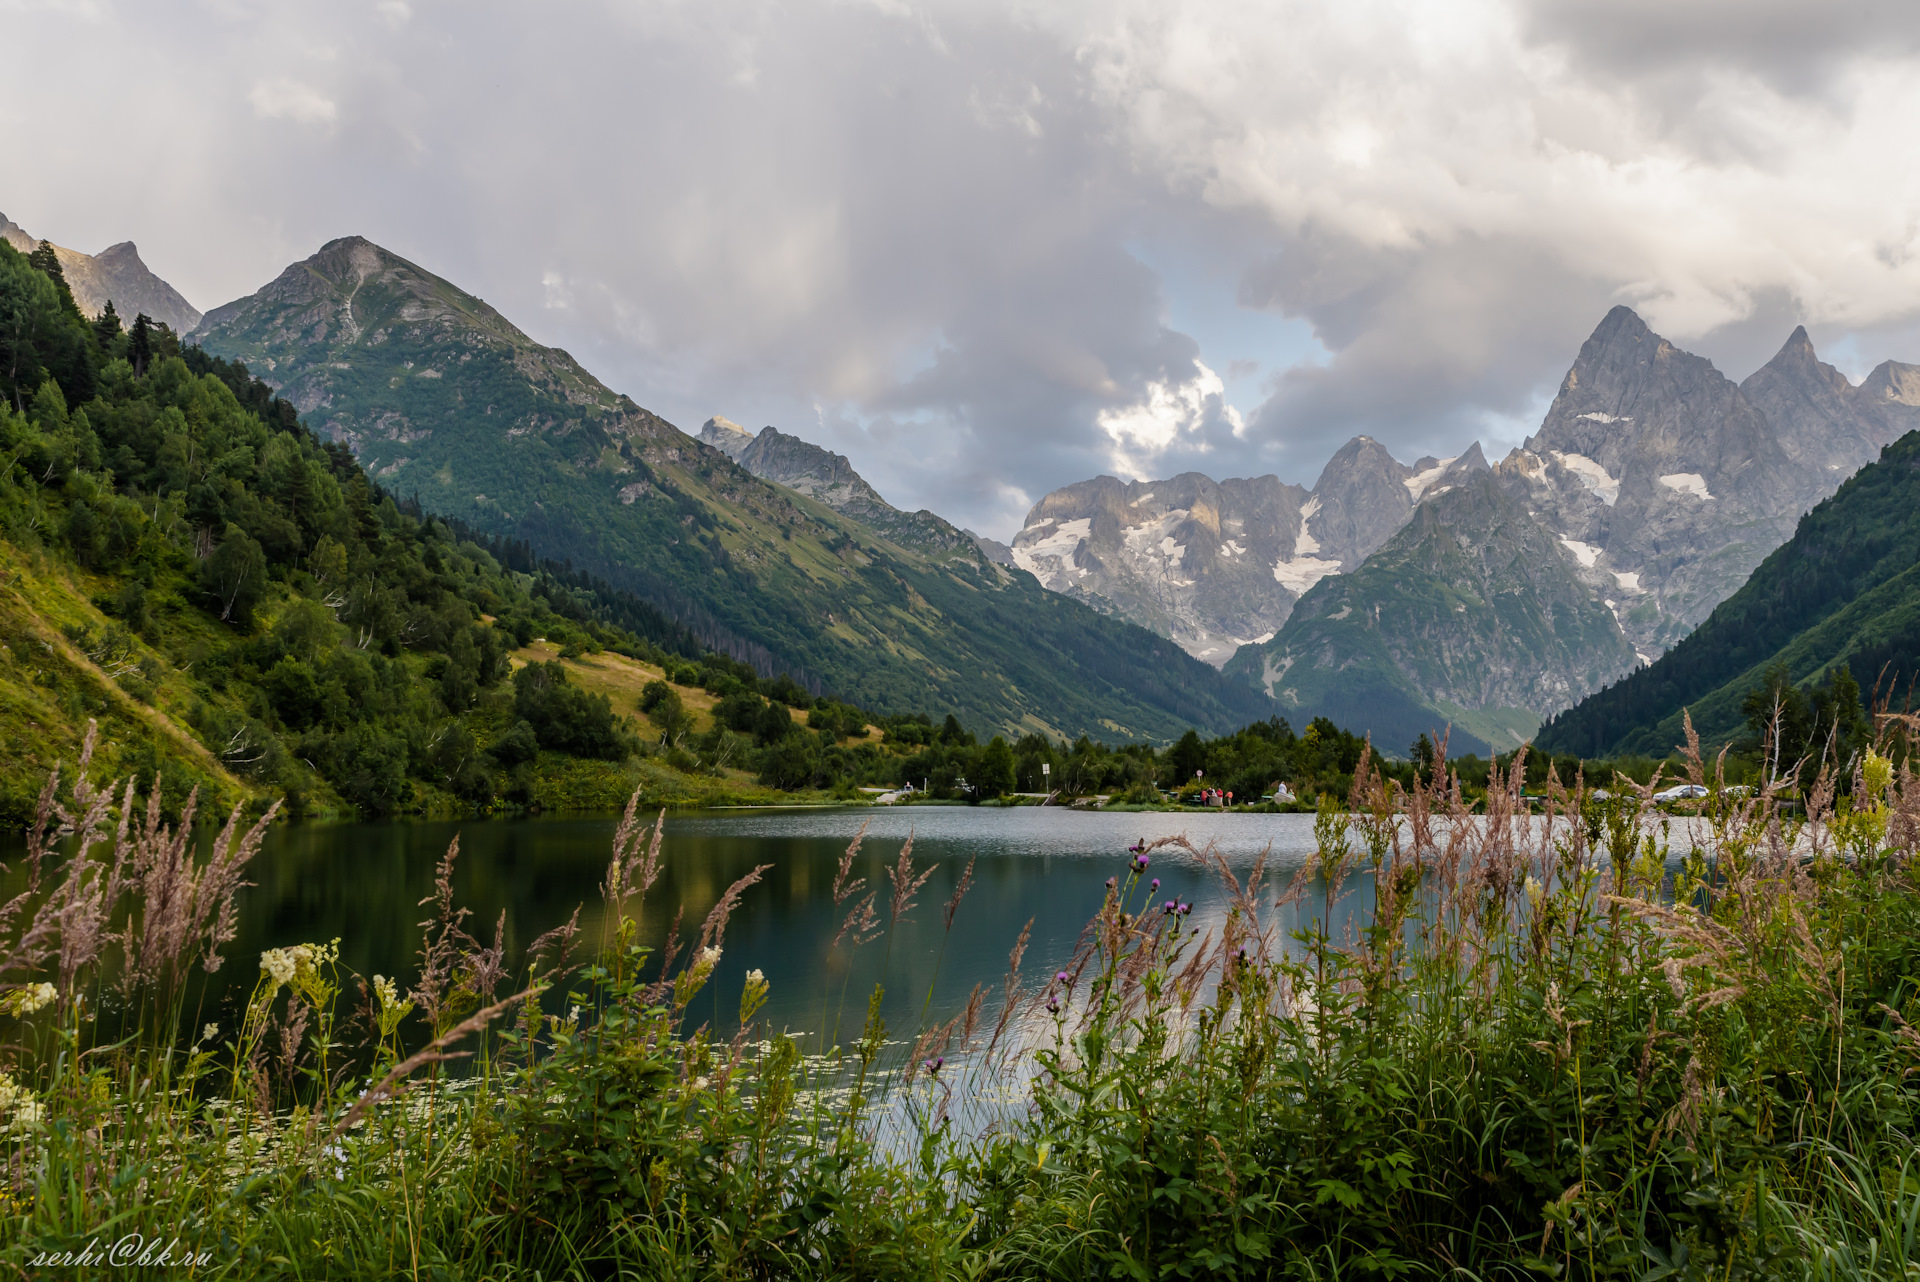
[1,211,201,334]
[1500,308,1838,658]
[1739,327,1892,495]
[1008,439,1487,666]
[1011,472,1310,665]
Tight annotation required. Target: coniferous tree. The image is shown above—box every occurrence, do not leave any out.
[129,312,152,376]
[93,298,122,349]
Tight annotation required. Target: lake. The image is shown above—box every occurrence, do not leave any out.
[7,804,1363,1049]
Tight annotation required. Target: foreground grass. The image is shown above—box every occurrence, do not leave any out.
[1,720,1917,1278]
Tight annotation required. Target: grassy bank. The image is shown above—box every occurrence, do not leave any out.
[2,721,1917,1278]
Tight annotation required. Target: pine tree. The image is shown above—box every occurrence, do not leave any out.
[129,312,153,377]
[94,298,122,349]
[27,240,83,320]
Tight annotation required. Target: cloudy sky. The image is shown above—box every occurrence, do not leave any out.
[7,0,1920,537]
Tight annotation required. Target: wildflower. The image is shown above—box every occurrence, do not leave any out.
[203,1023,219,1043]
[1524,876,1545,909]
[1178,903,1191,916]
[1134,854,1150,871]
[1865,750,1895,800]
[700,946,723,967]
[740,968,770,1023]
[1046,996,1060,1013]
[692,1076,710,1091]
[3,982,56,1017]
[925,1056,944,1075]
[1105,877,1116,889]
[260,948,296,987]
[1149,878,1160,891]
[372,974,415,1039]
[1055,971,1070,985]
[1164,900,1176,914]
[0,1073,40,1133]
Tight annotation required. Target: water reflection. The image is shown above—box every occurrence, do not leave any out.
[5,806,1368,1047]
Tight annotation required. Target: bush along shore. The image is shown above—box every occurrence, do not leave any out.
[3,714,1919,1278]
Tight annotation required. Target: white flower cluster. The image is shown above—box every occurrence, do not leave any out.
[260,946,303,987]
[373,975,401,1010]
[3,982,57,1017]
[0,1071,43,1132]
[699,946,723,967]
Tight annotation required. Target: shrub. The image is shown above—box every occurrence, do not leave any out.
[512,661,629,760]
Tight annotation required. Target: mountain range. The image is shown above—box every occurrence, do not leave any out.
[192,236,1280,742]
[17,202,1916,760]
[0,211,201,334]
[1015,307,1920,753]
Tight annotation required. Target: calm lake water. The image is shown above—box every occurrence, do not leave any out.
[8,805,1366,1047]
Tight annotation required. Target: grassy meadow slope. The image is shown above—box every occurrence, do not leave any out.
[1537,429,1920,758]
[194,237,1277,742]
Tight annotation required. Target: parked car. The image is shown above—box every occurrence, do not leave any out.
[1652,783,1709,802]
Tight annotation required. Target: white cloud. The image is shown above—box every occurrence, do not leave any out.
[248,78,337,126]
[1096,360,1240,478]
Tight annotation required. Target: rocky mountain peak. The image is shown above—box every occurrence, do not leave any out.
[1303,434,1416,570]
[0,211,201,334]
[698,415,756,461]
[1738,325,1883,487]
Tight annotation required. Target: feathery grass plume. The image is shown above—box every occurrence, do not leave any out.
[121,792,279,1004]
[886,833,934,929]
[411,835,477,1034]
[832,820,870,907]
[943,856,975,933]
[528,905,582,978]
[696,864,772,959]
[985,916,1033,1057]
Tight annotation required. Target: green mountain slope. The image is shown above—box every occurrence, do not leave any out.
[1223,472,1634,757]
[1536,430,1920,758]
[195,237,1276,742]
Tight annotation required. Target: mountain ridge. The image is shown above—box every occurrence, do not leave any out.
[0,211,201,334]
[195,236,1282,742]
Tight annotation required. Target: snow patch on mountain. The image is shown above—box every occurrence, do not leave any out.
[1558,537,1601,568]
[1011,517,1092,584]
[1274,554,1342,593]
[1404,457,1457,501]
[1659,473,1714,500]
[1553,451,1621,505]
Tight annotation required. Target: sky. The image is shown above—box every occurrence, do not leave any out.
[6,0,1920,539]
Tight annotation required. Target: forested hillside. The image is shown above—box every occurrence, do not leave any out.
[1536,429,1920,758]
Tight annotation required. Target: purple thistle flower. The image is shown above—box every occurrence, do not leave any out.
[1178,902,1192,916]
[1046,996,1060,1013]
[1056,971,1070,984]
[1163,900,1176,913]
[1150,878,1160,891]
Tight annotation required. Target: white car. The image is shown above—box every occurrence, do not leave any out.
[1652,784,1709,802]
